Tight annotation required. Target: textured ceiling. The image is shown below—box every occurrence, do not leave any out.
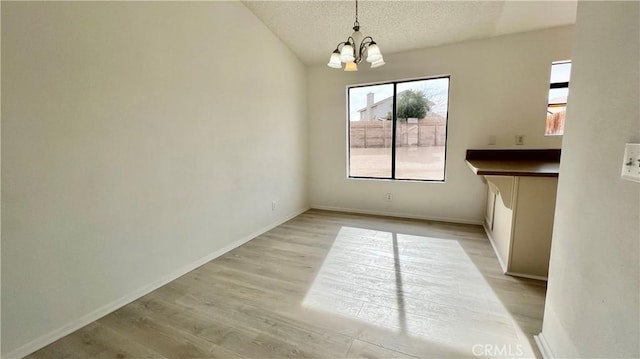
[243,1,577,66]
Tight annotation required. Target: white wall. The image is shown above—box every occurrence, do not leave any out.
[0,3,3,356]
[540,2,639,357]
[1,2,308,356]
[308,27,573,223]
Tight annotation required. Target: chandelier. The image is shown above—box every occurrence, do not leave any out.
[327,0,385,71]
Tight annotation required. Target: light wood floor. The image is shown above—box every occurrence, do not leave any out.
[28,209,546,358]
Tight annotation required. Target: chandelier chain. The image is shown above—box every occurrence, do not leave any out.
[355,0,358,22]
[354,0,359,27]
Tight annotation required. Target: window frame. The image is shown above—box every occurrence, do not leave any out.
[545,60,571,136]
[346,75,450,182]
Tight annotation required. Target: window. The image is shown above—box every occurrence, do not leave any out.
[348,77,449,181]
[545,61,571,136]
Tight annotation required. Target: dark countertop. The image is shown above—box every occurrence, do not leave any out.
[465,149,561,177]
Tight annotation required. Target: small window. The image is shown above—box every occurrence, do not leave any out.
[545,61,571,136]
[348,77,449,181]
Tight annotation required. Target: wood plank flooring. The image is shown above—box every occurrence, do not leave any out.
[27,209,546,358]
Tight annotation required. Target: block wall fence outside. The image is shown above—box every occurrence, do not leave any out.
[349,117,447,148]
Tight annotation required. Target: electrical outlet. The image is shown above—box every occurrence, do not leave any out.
[515,135,525,145]
[271,200,278,211]
[621,143,640,183]
[488,135,496,146]
[385,193,393,202]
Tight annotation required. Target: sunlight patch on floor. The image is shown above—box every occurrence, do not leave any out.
[302,226,538,357]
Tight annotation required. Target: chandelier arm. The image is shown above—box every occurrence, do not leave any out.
[361,36,375,45]
[356,37,375,63]
[334,38,355,53]
[333,41,346,52]
[346,37,356,47]
[357,44,366,63]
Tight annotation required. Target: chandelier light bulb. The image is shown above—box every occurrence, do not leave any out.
[370,58,385,68]
[366,43,382,63]
[340,44,355,63]
[327,50,342,68]
[344,62,358,72]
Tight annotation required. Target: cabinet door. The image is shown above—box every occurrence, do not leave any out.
[485,176,515,273]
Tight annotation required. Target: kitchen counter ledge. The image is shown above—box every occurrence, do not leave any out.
[465,149,560,177]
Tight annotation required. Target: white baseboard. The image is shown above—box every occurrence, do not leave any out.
[534,333,555,359]
[310,204,483,225]
[505,271,548,281]
[3,207,309,359]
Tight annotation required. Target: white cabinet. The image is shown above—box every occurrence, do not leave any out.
[483,175,558,280]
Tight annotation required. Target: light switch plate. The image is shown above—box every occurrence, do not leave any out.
[621,143,640,183]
